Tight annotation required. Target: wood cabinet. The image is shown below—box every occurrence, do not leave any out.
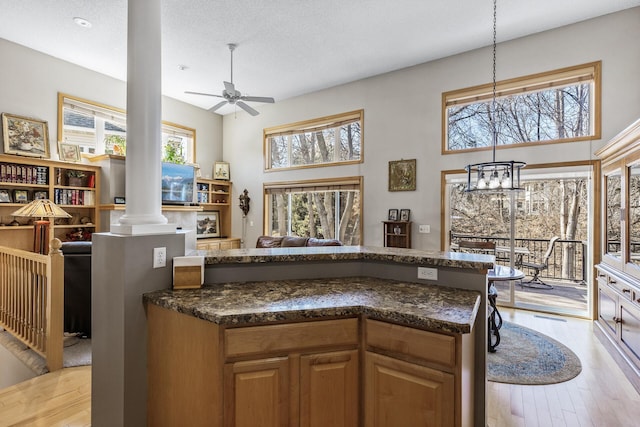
[364,319,468,427]
[197,178,238,247]
[0,154,100,251]
[196,237,240,250]
[223,318,359,427]
[383,221,411,248]
[147,305,474,427]
[365,352,454,427]
[595,118,640,390]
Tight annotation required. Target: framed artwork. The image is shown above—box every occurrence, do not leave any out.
[400,209,411,221]
[58,142,81,162]
[388,209,399,221]
[2,113,50,158]
[213,161,230,181]
[0,189,11,203]
[388,159,416,191]
[13,189,28,203]
[196,211,220,238]
[33,191,48,200]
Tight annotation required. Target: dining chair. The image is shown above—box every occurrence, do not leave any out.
[520,236,560,289]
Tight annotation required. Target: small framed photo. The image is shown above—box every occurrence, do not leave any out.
[13,189,28,203]
[196,211,220,238]
[388,209,399,221]
[114,196,126,204]
[0,189,12,203]
[2,113,50,158]
[400,209,411,222]
[58,142,81,162]
[33,191,48,200]
[213,161,230,181]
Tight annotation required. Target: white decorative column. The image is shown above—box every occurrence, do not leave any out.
[111,0,173,235]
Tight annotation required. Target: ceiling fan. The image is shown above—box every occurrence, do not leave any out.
[185,43,275,116]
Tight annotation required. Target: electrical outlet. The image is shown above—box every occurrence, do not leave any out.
[153,247,166,268]
[417,266,438,281]
[419,225,430,233]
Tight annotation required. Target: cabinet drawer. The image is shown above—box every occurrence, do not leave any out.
[607,276,635,301]
[365,319,456,368]
[225,318,358,359]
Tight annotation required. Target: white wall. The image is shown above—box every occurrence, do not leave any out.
[0,38,223,167]
[223,7,640,250]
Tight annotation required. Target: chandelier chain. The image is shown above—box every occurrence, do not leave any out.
[491,0,497,161]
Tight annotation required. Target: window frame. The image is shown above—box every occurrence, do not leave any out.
[263,110,364,171]
[57,93,196,163]
[263,176,363,244]
[441,61,601,155]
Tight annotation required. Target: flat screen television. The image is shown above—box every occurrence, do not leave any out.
[161,162,196,205]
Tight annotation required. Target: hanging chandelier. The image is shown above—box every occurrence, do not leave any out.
[465,0,525,192]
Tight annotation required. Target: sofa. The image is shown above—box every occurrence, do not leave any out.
[61,241,92,338]
[256,235,343,248]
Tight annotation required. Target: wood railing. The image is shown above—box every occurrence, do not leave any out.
[0,239,64,371]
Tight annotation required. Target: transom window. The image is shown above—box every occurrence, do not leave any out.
[263,177,362,245]
[442,62,601,154]
[264,110,363,171]
[58,93,196,163]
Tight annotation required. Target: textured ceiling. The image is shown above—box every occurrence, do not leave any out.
[1,0,639,115]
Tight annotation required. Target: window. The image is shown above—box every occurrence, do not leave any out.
[263,177,362,245]
[58,93,196,163]
[264,110,363,171]
[442,62,601,153]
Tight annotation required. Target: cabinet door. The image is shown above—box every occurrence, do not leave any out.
[604,167,623,266]
[365,352,454,427]
[300,349,358,427]
[598,283,619,337]
[620,300,640,368]
[224,357,290,427]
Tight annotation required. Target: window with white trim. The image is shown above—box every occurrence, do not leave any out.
[442,62,601,153]
[58,93,196,163]
[264,177,362,245]
[264,110,363,170]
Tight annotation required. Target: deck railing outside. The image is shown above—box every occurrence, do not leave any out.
[0,239,64,371]
[450,232,587,284]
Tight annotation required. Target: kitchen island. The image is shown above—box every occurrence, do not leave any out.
[144,246,492,427]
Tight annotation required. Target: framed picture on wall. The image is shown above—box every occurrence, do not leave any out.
[196,211,220,238]
[213,162,230,181]
[388,159,416,191]
[2,113,50,158]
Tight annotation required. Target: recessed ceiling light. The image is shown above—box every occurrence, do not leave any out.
[73,17,92,28]
[177,65,189,71]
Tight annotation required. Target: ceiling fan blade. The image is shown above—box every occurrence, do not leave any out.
[236,101,259,116]
[223,81,235,94]
[185,90,224,98]
[208,100,228,113]
[241,96,275,104]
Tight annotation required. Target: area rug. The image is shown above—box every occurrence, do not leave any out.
[0,330,91,375]
[488,321,582,385]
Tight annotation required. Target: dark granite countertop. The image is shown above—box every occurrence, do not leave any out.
[144,276,481,334]
[194,245,494,271]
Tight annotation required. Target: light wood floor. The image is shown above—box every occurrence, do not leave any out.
[1,309,639,426]
[0,365,91,427]
[489,308,640,427]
